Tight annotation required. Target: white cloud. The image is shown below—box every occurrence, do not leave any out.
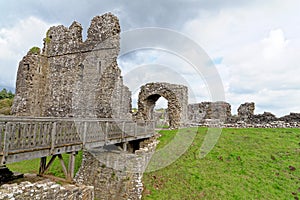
[0,16,55,88]
[262,29,288,60]
[1,0,300,117]
[182,1,300,116]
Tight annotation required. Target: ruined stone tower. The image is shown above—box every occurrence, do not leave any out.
[12,13,132,119]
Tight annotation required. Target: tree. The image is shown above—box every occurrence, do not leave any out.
[0,88,15,100]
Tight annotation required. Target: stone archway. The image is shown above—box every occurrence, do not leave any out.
[135,82,188,129]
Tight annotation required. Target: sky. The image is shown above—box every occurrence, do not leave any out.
[0,0,300,117]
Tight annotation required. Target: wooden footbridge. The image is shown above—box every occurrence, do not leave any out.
[0,117,155,181]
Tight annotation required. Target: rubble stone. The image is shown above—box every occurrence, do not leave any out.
[0,179,94,200]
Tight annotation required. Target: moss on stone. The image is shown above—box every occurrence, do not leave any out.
[29,46,40,54]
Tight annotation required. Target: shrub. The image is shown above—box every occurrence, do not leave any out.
[0,98,13,115]
[29,46,41,54]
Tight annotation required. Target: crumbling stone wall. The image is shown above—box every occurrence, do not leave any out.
[12,13,131,119]
[75,137,158,200]
[0,179,94,200]
[279,113,300,122]
[252,112,277,123]
[188,101,231,123]
[135,82,188,128]
[237,102,255,122]
[187,101,300,126]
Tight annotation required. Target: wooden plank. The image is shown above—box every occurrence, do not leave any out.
[0,117,156,166]
[39,157,47,175]
[68,152,76,180]
[43,155,57,174]
[41,123,47,146]
[11,123,17,149]
[57,154,68,179]
[28,122,34,148]
[1,122,9,165]
[50,122,56,155]
[32,122,37,147]
[23,123,29,148]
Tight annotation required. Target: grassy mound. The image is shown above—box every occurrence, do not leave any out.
[142,127,300,199]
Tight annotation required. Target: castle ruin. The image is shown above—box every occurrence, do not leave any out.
[4,11,300,200]
[12,13,131,120]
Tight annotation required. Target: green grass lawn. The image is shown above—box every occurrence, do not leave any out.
[7,151,83,179]
[142,127,300,200]
[5,128,300,199]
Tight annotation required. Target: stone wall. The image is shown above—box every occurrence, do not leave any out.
[187,101,300,126]
[279,113,300,122]
[135,82,188,128]
[188,101,231,123]
[75,137,158,200]
[237,102,255,122]
[12,13,131,119]
[0,179,94,200]
[252,112,277,123]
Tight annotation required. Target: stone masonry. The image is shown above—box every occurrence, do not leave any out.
[188,101,231,123]
[0,179,94,200]
[75,137,158,200]
[12,13,131,119]
[188,101,300,126]
[135,82,188,129]
[237,102,255,122]
[8,13,139,200]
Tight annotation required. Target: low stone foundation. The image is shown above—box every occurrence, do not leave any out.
[0,179,94,200]
[190,120,300,128]
[0,137,158,200]
[75,137,158,200]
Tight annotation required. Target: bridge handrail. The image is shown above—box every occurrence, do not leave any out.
[0,117,155,165]
[0,116,145,122]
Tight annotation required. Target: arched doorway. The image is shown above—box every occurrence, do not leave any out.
[135,82,188,129]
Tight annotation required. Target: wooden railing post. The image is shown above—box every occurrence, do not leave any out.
[50,122,57,155]
[1,122,9,165]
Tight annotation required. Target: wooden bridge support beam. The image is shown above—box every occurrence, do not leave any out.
[38,152,77,181]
